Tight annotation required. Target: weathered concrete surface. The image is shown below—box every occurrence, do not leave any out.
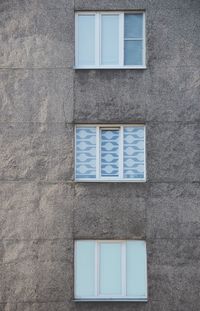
[74,183,148,239]
[0,124,73,181]
[0,183,74,240]
[0,69,74,123]
[147,122,200,182]
[0,0,200,310]
[74,70,146,122]
[0,1,74,68]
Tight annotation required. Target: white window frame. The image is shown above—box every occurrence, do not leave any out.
[74,240,148,301]
[75,124,146,182]
[75,11,146,69]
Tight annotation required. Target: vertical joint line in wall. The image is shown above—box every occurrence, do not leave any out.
[72,0,75,242]
[72,0,75,124]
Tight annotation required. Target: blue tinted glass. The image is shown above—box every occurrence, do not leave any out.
[78,15,95,66]
[76,127,96,179]
[99,243,122,295]
[75,241,95,298]
[101,15,119,65]
[126,241,147,298]
[124,40,143,65]
[101,130,119,177]
[123,127,145,179]
[125,14,143,38]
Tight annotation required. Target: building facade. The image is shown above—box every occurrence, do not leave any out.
[1,0,200,310]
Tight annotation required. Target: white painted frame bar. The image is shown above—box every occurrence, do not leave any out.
[75,124,146,182]
[75,11,146,69]
[74,240,148,301]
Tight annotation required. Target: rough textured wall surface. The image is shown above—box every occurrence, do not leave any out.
[0,0,200,310]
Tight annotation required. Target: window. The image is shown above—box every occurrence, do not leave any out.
[75,125,146,182]
[75,12,145,68]
[74,240,147,301]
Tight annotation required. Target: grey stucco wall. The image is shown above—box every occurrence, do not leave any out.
[0,0,200,310]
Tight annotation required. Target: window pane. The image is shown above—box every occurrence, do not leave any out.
[101,15,119,65]
[78,15,95,66]
[76,127,96,179]
[99,243,122,295]
[75,241,95,298]
[126,241,147,298]
[101,129,119,177]
[125,14,143,38]
[124,40,143,65]
[123,127,145,179]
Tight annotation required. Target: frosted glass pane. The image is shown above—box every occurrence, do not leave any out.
[123,127,145,179]
[125,14,143,38]
[124,40,143,65]
[76,127,96,180]
[99,243,122,295]
[78,15,95,66]
[75,241,95,298]
[126,241,147,298]
[101,15,119,65]
[101,130,119,177]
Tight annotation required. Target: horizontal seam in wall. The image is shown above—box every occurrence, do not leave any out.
[0,300,68,304]
[0,67,73,70]
[0,65,199,70]
[1,237,200,243]
[0,121,199,125]
[0,180,200,184]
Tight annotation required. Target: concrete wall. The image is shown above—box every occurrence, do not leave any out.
[0,0,200,310]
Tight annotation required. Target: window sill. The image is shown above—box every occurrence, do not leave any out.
[74,179,146,183]
[74,298,148,302]
[74,66,147,70]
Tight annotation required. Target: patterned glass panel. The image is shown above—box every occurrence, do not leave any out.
[76,127,96,179]
[123,127,145,179]
[100,129,119,177]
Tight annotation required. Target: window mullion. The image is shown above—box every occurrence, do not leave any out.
[119,126,124,179]
[143,12,146,67]
[75,14,78,67]
[119,13,124,66]
[95,13,100,67]
[144,125,146,181]
[96,126,100,180]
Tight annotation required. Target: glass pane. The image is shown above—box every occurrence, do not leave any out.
[99,243,122,295]
[75,241,95,298]
[101,129,119,177]
[101,15,119,65]
[124,40,143,66]
[78,15,95,66]
[125,14,143,38]
[126,241,147,298]
[76,127,96,179]
[123,127,145,179]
